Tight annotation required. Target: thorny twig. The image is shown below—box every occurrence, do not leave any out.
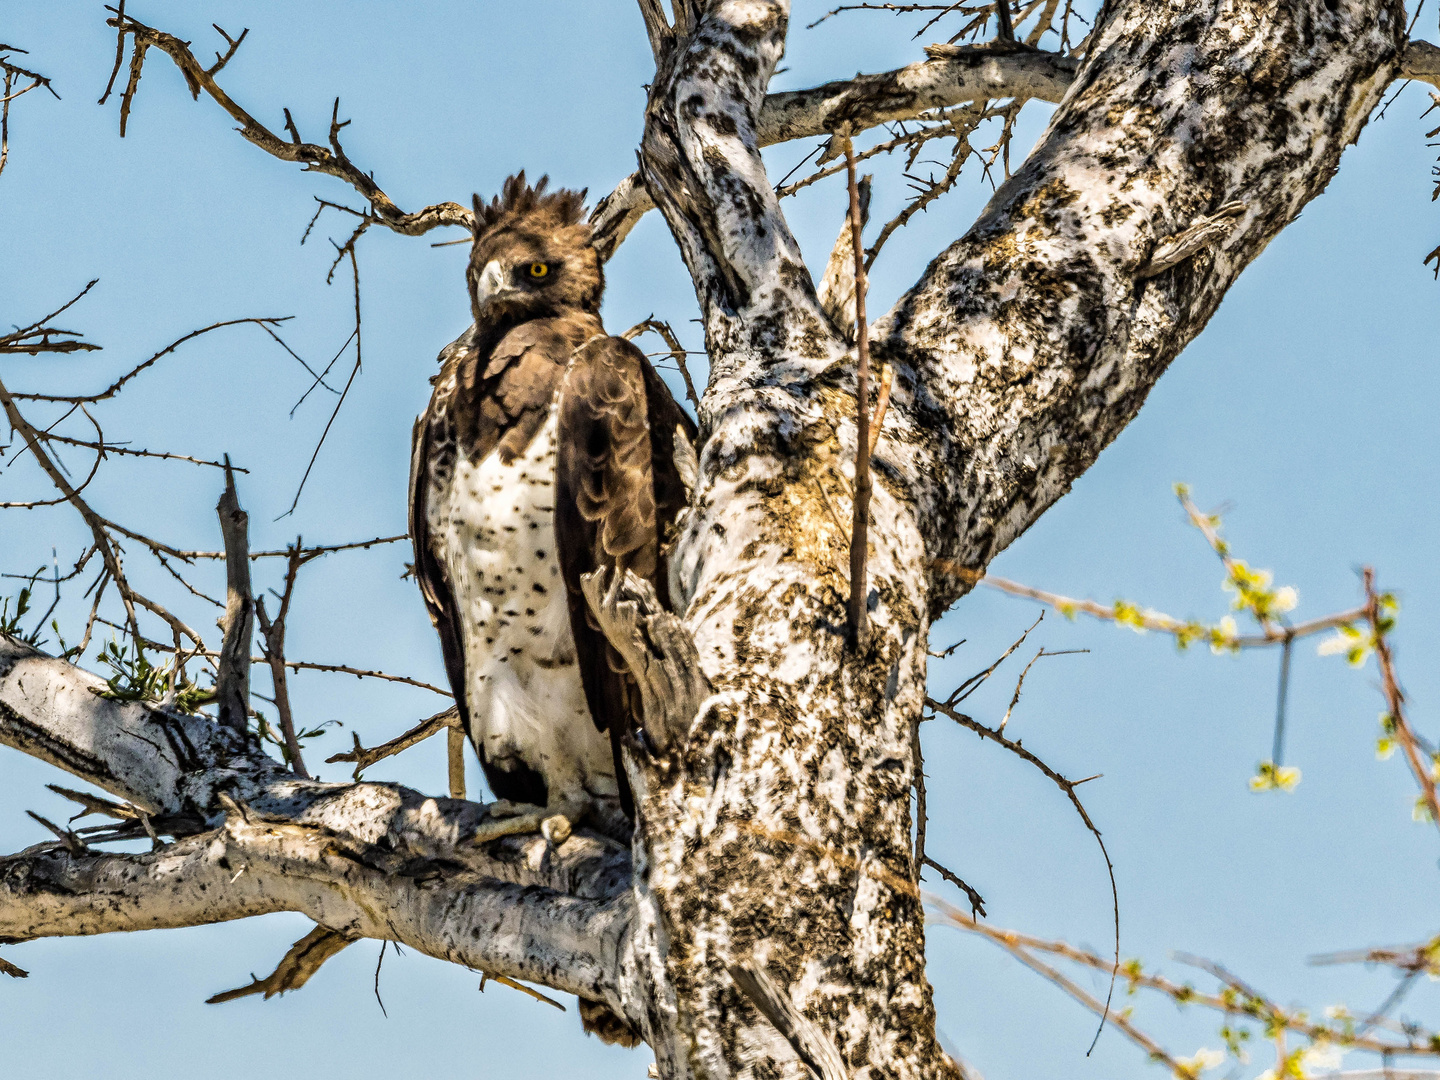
[11,316,296,403]
[1363,567,1440,834]
[100,9,470,236]
[325,707,461,781]
[0,44,59,181]
[254,540,311,777]
[925,692,1119,1053]
[622,318,702,411]
[0,281,102,356]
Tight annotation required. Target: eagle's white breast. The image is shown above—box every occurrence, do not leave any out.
[429,402,617,804]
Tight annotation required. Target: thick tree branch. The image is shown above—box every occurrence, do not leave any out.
[597,44,1077,258]
[0,811,634,1015]
[0,634,642,1020]
[869,0,1410,609]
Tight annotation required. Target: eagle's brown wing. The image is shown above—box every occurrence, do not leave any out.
[554,335,697,815]
[409,322,571,805]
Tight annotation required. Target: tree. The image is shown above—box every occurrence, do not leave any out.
[3,3,1440,1078]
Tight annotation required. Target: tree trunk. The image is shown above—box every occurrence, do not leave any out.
[618,0,1403,1075]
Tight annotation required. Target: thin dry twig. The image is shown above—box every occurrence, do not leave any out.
[254,540,310,777]
[926,692,1119,1052]
[324,707,460,780]
[11,316,294,403]
[284,247,362,516]
[622,318,703,411]
[0,281,102,355]
[101,10,471,237]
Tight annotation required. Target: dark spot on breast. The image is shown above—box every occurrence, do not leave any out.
[532,582,547,594]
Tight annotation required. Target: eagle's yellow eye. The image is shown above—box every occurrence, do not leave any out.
[528,262,550,279]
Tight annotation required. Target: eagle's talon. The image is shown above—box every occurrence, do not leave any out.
[540,813,573,846]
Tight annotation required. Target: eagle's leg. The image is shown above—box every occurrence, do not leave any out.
[468,799,593,847]
[469,800,551,845]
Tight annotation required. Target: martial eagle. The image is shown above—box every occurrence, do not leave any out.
[410,173,696,844]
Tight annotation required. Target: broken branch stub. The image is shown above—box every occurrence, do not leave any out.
[214,460,253,737]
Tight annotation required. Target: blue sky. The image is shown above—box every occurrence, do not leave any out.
[2,3,1439,1078]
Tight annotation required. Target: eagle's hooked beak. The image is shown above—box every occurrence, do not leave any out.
[472,259,513,307]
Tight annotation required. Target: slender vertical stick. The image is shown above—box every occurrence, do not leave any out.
[447,724,467,800]
[255,540,310,778]
[844,136,872,652]
[995,0,1016,40]
[215,458,252,736]
[913,717,927,878]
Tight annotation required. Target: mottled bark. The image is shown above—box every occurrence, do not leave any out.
[625,0,1406,1075]
[0,0,1421,1075]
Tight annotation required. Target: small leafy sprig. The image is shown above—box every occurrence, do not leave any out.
[0,586,44,646]
[252,709,339,770]
[92,639,210,714]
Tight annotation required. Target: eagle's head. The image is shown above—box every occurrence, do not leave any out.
[467,172,601,324]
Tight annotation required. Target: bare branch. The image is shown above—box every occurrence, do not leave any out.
[206,924,353,1003]
[102,10,471,238]
[927,693,1118,1047]
[11,316,293,404]
[621,318,702,411]
[253,541,311,777]
[325,706,460,780]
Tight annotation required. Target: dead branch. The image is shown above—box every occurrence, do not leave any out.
[285,246,362,515]
[621,318,702,411]
[920,855,985,917]
[207,924,354,1003]
[0,281,102,355]
[0,372,203,649]
[325,707,460,780]
[12,316,294,404]
[926,692,1118,1046]
[254,541,308,777]
[101,10,471,238]
[214,461,253,737]
[0,44,60,181]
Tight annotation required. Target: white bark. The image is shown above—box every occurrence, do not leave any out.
[2,3,1433,1077]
